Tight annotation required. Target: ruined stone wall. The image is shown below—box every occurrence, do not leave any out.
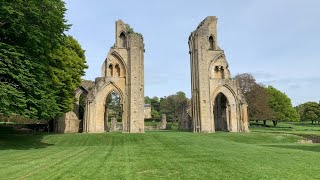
[189,16,249,133]
[178,100,192,131]
[55,111,79,133]
[189,16,219,133]
[82,20,145,133]
[144,105,151,119]
[128,33,145,133]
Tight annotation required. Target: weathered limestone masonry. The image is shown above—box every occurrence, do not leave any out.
[54,85,90,133]
[56,20,145,133]
[84,20,145,133]
[178,100,193,131]
[144,104,152,119]
[189,16,249,133]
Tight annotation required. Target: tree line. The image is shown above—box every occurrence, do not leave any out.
[145,91,188,122]
[146,73,318,127]
[0,1,87,121]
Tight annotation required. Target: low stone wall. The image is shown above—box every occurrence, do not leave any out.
[145,125,171,131]
[145,126,158,131]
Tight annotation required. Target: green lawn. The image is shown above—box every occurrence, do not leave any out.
[1,125,320,179]
[251,121,320,135]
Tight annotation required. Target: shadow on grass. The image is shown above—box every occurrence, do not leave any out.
[263,144,320,152]
[291,122,320,127]
[0,126,53,150]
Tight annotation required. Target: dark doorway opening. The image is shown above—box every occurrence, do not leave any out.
[214,93,229,131]
[78,93,87,133]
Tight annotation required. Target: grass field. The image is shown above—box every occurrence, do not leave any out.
[1,122,320,179]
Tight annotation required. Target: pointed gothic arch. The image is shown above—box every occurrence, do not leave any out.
[209,35,215,50]
[119,32,127,48]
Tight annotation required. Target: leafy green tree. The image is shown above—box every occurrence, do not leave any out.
[145,96,151,105]
[151,96,160,112]
[266,86,299,126]
[49,36,87,112]
[144,96,161,121]
[160,91,187,122]
[106,92,122,119]
[151,109,161,120]
[299,102,320,124]
[0,1,86,120]
[235,73,275,125]
[246,84,275,125]
[295,104,306,120]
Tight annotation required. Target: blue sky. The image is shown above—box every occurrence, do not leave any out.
[64,0,320,106]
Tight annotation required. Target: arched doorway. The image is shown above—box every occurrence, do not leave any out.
[213,93,230,131]
[104,91,122,131]
[78,92,87,133]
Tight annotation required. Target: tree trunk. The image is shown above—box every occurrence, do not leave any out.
[272,120,278,127]
[256,120,259,124]
[263,120,266,126]
[311,120,314,124]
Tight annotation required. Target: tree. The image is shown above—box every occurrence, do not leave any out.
[0,1,86,120]
[234,73,257,96]
[235,73,275,125]
[295,103,306,120]
[49,36,87,113]
[106,92,122,119]
[160,91,187,122]
[299,102,320,124]
[144,96,161,121]
[266,86,299,126]
[246,84,275,125]
[151,109,161,120]
[150,96,160,112]
[145,96,151,105]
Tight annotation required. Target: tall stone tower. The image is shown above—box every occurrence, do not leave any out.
[189,16,249,133]
[83,20,145,133]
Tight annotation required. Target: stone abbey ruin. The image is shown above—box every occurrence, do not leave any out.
[188,16,249,132]
[55,16,249,133]
[55,20,145,133]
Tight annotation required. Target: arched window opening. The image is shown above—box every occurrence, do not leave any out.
[115,64,120,77]
[220,66,225,79]
[104,91,122,132]
[209,36,215,50]
[119,32,127,48]
[108,64,113,77]
[213,65,225,79]
[214,93,230,131]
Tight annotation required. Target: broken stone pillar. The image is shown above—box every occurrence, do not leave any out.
[110,117,118,131]
[157,114,167,130]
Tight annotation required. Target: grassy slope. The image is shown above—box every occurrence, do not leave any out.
[1,125,320,179]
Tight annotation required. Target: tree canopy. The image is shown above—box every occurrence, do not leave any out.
[235,73,299,126]
[296,102,320,124]
[0,0,87,121]
[145,92,188,122]
[266,86,299,126]
[160,91,187,122]
[235,73,274,124]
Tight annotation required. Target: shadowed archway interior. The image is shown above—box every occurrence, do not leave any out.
[214,93,230,131]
